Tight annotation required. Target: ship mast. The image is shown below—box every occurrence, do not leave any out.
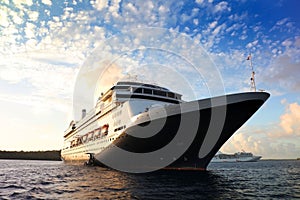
[247,53,256,92]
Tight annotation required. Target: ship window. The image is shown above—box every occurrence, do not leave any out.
[143,88,152,94]
[153,90,167,97]
[115,85,130,90]
[133,88,143,93]
[143,84,153,88]
[167,92,175,98]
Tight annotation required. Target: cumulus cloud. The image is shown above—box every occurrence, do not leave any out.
[280,102,300,135]
[209,21,218,29]
[41,0,52,6]
[28,10,39,21]
[214,1,231,13]
[13,0,33,7]
[246,40,259,49]
[92,0,108,11]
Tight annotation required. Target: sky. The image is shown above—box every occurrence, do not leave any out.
[0,0,299,159]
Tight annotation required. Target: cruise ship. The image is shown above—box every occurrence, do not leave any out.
[61,81,269,172]
[211,151,262,163]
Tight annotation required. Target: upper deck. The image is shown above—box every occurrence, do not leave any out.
[98,81,183,105]
[64,81,183,138]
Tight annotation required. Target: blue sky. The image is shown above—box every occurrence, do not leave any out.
[0,0,299,158]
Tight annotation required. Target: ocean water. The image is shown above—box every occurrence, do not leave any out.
[0,159,299,199]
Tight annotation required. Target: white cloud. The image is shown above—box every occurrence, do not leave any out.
[181,8,199,23]
[202,22,227,49]
[13,0,33,7]
[28,10,39,21]
[228,12,248,22]
[12,12,24,24]
[281,39,292,48]
[158,5,169,13]
[193,18,199,26]
[214,1,231,13]
[94,0,182,30]
[41,0,52,6]
[276,18,289,26]
[226,23,247,37]
[280,102,300,136]
[108,0,122,18]
[195,0,204,4]
[209,21,218,29]
[125,2,138,13]
[212,23,225,35]
[246,40,259,49]
[92,0,108,11]
[24,22,36,39]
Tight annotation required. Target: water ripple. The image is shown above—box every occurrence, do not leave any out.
[0,160,299,199]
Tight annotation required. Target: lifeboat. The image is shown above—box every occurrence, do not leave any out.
[101,124,109,136]
[87,131,94,141]
[94,128,101,139]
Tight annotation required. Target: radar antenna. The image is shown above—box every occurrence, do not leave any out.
[247,53,256,92]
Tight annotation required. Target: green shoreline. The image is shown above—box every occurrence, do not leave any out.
[0,150,61,161]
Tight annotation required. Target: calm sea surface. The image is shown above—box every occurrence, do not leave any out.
[0,159,299,199]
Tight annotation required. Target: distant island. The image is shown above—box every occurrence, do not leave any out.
[0,150,61,161]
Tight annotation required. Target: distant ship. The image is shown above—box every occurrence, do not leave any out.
[211,151,262,163]
[61,81,269,171]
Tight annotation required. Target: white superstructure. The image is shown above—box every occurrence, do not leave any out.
[61,81,182,162]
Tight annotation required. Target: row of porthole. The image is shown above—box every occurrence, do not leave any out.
[65,134,128,154]
[64,135,128,155]
[69,132,108,148]
[114,125,126,132]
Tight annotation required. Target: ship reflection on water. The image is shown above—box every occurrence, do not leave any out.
[123,170,238,200]
[58,165,238,200]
